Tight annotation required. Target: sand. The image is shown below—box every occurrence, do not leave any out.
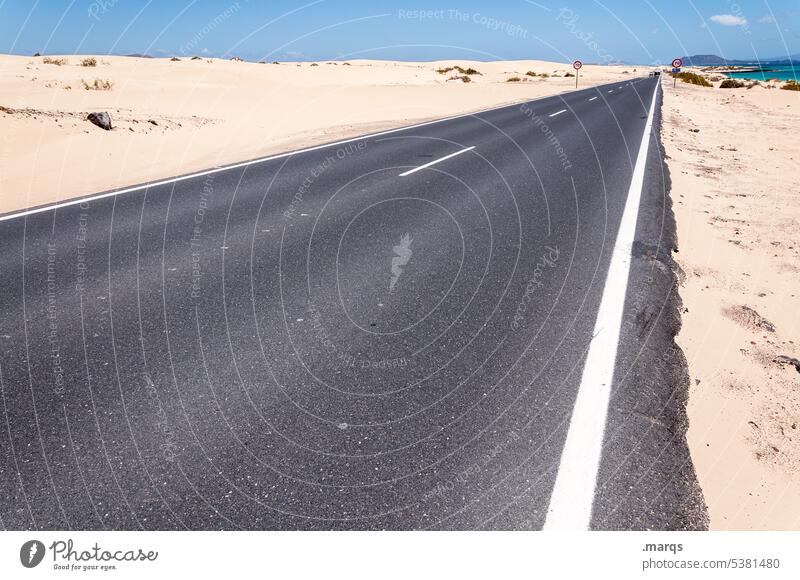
[0,55,635,215]
[7,54,797,529]
[662,73,800,529]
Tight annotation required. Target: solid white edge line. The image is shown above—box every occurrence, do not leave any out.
[0,79,624,224]
[548,109,567,117]
[543,78,660,530]
[397,146,475,177]
[589,97,598,101]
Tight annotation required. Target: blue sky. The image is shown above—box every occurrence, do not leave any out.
[1,0,798,64]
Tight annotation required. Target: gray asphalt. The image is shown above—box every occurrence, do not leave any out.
[0,76,707,530]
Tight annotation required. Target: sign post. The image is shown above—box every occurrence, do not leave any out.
[671,58,683,88]
[573,60,582,88]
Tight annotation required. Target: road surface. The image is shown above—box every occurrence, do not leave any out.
[0,76,707,530]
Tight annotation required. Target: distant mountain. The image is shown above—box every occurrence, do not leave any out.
[123,53,153,58]
[762,55,800,66]
[681,54,751,66]
[681,54,799,66]
[765,53,800,62]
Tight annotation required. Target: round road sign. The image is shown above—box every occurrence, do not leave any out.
[672,58,683,68]
[573,60,583,70]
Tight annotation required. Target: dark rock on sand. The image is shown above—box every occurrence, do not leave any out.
[774,355,800,374]
[87,111,112,130]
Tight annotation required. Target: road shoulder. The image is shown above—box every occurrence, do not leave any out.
[592,81,708,530]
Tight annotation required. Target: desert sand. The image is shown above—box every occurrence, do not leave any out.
[0,55,634,214]
[6,53,797,529]
[662,72,800,529]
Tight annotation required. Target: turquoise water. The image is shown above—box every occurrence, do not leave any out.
[724,65,798,82]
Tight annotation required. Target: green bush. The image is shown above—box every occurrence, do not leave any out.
[674,72,712,87]
[719,79,744,88]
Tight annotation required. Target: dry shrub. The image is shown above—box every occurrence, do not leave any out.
[81,78,113,91]
[437,65,480,75]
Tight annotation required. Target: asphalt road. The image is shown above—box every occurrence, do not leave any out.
[0,76,707,530]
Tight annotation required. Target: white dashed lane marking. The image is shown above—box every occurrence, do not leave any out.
[398,146,476,177]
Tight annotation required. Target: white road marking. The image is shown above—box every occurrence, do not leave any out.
[608,89,614,93]
[589,96,598,101]
[548,109,567,117]
[398,146,475,177]
[543,79,660,530]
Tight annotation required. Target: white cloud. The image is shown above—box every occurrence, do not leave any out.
[201,47,210,54]
[710,14,748,26]
[758,15,776,24]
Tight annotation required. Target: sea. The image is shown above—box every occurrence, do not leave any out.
[723,64,798,82]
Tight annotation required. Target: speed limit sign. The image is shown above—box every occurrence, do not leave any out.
[672,58,683,68]
[572,60,582,88]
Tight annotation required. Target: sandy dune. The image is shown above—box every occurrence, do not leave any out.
[662,74,800,529]
[9,53,797,529]
[0,55,635,214]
